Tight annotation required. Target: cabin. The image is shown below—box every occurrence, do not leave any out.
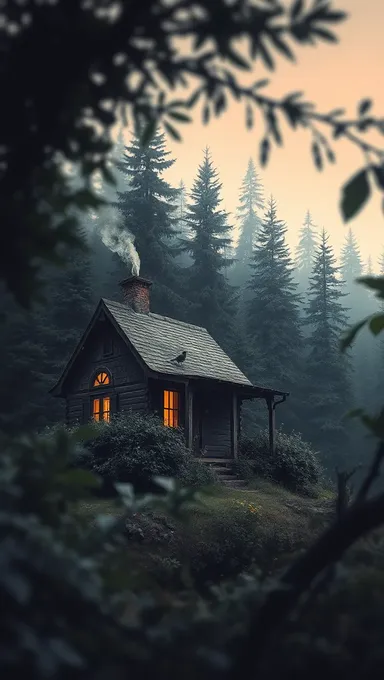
[51,276,289,459]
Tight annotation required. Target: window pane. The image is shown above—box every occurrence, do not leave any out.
[103,397,110,422]
[169,391,173,409]
[173,391,179,408]
[94,372,110,387]
[174,410,179,428]
[164,409,169,427]
[93,398,100,421]
[164,390,169,408]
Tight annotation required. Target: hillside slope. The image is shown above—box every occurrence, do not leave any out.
[77,479,335,589]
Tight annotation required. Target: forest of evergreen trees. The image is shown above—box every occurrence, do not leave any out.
[2,129,383,476]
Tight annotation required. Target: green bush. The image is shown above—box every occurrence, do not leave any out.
[78,412,217,494]
[238,429,322,495]
[179,457,218,489]
[185,500,262,585]
[124,510,177,546]
[3,426,384,680]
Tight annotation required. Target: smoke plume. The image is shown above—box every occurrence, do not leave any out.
[101,223,140,277]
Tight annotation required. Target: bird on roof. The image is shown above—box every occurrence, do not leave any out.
[171,350,187,364]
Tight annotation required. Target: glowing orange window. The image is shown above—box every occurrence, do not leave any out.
[93,372,110,387]
[93,396,110,422]
[163,390,179,428]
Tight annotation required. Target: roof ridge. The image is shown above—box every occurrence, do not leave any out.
[148,312,207,333]
[102,298,209,334]
[102,297,124,306]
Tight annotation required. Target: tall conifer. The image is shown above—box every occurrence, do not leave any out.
[183,148,237,352]
[246,197,303,429]
[174,179,192,268]
[377,250,384,399]
[365,255,373,275]
[0,289,52,433]
[233,158,264,287]
[295,210,317,295]
[116,130,183,316]
[41,232,94,384]
[303,230,352,466]
[340,228,363,293]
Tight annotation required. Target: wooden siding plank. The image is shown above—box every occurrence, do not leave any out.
[232,392,238,460]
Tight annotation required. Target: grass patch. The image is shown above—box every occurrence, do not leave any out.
[74,479,334,589]
[74,498,122,520]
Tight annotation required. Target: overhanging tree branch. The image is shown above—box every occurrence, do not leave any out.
[231,439,384,679]
[2,0,384,305]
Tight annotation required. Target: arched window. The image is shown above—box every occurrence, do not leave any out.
[93,372,110,387]
[91,370,111,422]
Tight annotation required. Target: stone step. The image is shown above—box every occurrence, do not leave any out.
[223,479,246,488]
[196,458,233,464]
[199,459,245,487]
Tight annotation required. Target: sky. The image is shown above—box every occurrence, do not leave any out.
[119,0,384,269]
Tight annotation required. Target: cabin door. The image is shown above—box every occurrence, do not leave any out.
[200,391,232,459]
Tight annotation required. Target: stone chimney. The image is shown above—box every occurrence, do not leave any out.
[119,276,152,314]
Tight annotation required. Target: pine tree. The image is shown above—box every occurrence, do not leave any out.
[0,241,94,434]
[40,231,94,416]
[246,196,303,429]
[115,130,184,316]
[176,180,188,236]
[183,148,237,352]
[295,210,318,294]
[174,179,192,269]
[365,255,374,275]
[0,288,52,434]
[339,227,376,413]
[232,158,264,286]
[379,251,384,275]
[377,250,384,401]
[303,230,352,467]
[340,228,363,292]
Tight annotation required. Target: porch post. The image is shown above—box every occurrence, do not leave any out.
[267,396,275,455]
[232,392,238,459]
[186,383,194,450]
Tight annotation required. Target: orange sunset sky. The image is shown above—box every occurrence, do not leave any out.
[119,0,384,267]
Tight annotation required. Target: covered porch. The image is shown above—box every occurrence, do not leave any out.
[184,378,289,460]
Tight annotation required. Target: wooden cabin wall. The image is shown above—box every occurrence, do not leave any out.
[63,321,148,425]
[66,396,83,425]
[200,389,232,458]
[117,382,148,414]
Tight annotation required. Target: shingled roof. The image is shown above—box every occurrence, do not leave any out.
[103,298,252,387]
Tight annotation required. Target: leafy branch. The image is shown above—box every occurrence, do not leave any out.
[155,68,384,223]
[341,276,384,351]
[2,0,384,304]
[231,439,384,678]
